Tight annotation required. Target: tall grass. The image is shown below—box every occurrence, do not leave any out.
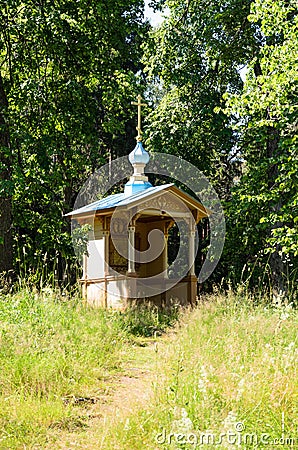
[104,292,298,449]
[0,289,124,448]
[1,288,297,449]
[0,288,180,449]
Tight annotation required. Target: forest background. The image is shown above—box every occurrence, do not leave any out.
[0,0,297,297]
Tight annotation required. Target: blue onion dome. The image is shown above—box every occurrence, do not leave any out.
[129,142,150,166]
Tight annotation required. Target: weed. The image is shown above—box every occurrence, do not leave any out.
[117,302,180,337]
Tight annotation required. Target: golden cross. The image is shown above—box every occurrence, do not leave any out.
[131,94,147,142]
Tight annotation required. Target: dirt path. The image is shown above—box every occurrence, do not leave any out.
[47,334,174,450]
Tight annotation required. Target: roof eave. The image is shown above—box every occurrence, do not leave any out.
[165,185,212,216]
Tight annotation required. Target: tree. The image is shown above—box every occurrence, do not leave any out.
[144,0,261,187]
[143,0,262,284]
[0,72,13,275]
[0,0,147,283]
[226,0,298,293]
[144,0,298,293]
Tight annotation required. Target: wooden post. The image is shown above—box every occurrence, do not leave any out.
[82,253,88,303]
[188,224,197,305]
[103,230,110,276]
[103,229,110,308]
[128,226,136,274]
[163,231,169,279]
[189,230,196,276]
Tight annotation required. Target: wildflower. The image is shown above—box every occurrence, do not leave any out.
[281,341,297,369]
[222,410,238,430]
[236,378,245,401]
[171,407,193,434]
[198,364,209,395]
[280,311,289,321]
[221,411,243,449]
[124,418,130,431]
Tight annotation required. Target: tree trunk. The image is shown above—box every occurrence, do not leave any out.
[266,125,285,294]
[0,73,13,276]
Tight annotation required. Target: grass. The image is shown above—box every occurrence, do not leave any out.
[0,288,179,449]
[100,292,298,449]
[0,289,120,448]
[119,301,180,337]
[0,288,297,449]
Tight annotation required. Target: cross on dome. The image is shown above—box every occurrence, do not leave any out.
[131,94,147,142]
[124,95,152,196]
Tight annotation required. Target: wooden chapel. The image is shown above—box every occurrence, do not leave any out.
[66,96,209,308]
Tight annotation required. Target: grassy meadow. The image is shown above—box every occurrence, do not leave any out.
[0,289,123,448]
[0,288,297,449]
[98,292,298,449]
[0,288,175,449]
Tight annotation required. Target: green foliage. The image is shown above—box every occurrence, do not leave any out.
[224,0,298,288]
[143,0,297,290]
[143,0,257,190]
[143,0,262,286]
[0,0,148,282]
[0,0,296,293]
[71,223,91,260]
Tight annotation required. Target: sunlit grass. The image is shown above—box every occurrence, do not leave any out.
[1,289,297,449]
[102,293,298,449]
[0,288,181,448]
